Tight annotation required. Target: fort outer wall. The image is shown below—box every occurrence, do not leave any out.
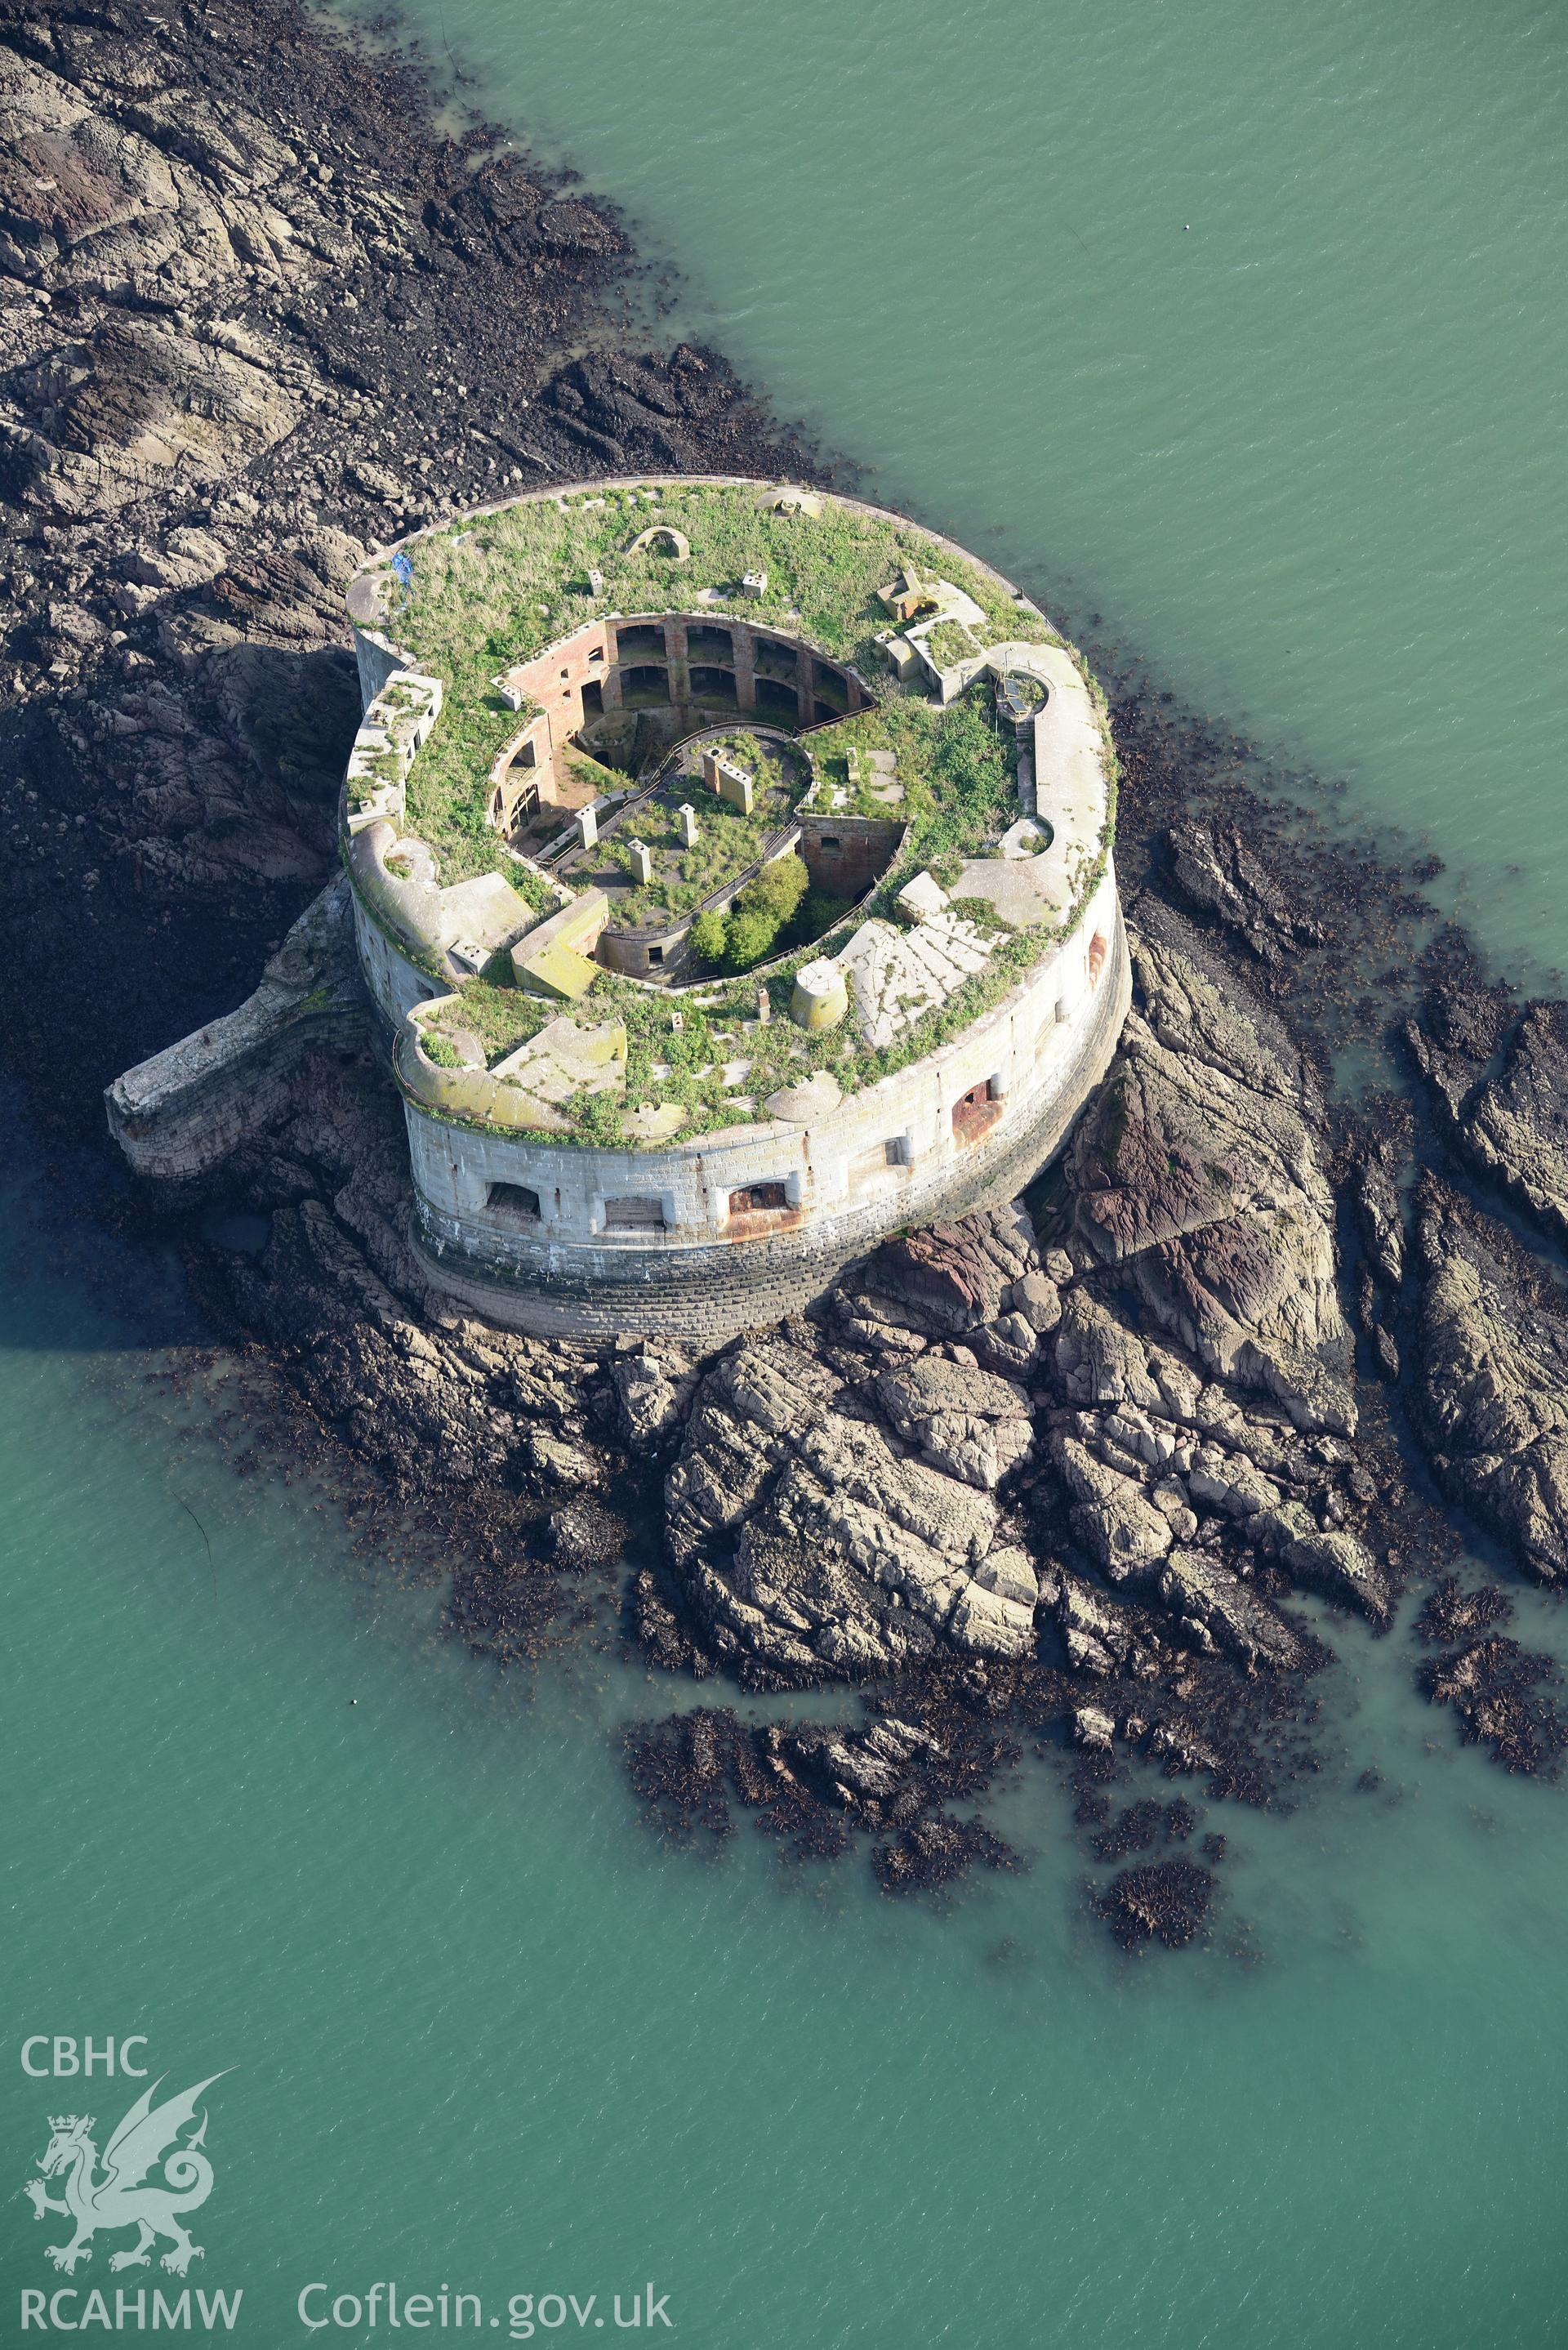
[399,873,1129,1345]
[105,879,365,1202]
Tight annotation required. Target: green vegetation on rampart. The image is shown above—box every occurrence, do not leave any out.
[923,619,980,670]
[374,481,1054,881]
[359,483,1119,1144]
[415,916,1063,1149]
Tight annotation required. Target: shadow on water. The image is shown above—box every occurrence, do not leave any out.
[0,1105,212,1355]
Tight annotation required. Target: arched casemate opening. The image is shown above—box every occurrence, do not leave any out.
[685,625,734,663]
[615,622,666,662]
[488,728,542,835]
[483,609,876,856]
[751,676,798,722]
[585,613,870,745]
[620,663,670,707]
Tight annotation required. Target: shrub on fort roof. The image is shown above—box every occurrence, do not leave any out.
[687,908,729,966]
[720,852,808,970]
[787,884,853,949]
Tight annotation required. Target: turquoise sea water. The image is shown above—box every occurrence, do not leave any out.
[9,2,1568,2342]
[407,0,1568,979]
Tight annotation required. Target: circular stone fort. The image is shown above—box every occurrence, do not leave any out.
[117,476,1130,1344]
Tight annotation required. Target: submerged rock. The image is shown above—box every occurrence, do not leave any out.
[1093,1858,1216,1951]
[1412,1577,1514,1646]
[871,1814,1020,1898]
[621,1701,1022,1894]
[1419,1639,1568,1778]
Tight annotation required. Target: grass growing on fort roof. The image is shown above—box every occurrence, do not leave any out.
[417,901,1062,1150]
[384,481,1054,881]
[923,619,980,671]
[410,670,1058,1138]
[360,483,1120,1144]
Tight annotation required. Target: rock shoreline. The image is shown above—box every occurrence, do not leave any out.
[7,0,1568,1942]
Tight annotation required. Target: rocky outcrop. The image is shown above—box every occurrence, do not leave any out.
[1157,1550,1309,1673]
[1408,985,1568,1250]
[1413,1179,1568,1584]
[1343,1100,1411,1382]
[873,1356,1034,1491]
[664,1327,1040,1683]
[651,1204,1062,1681]
[1458,1001,1568,1243]
[1165,820,1326,968]
[607,1344,702,1455]
[658,921,1390,1696]
[1015,923,1390,1630]
[206,1050,614,1496]
[1036,1288,1386,1624]
[1067,921,1356,1434]
[842,1213,1045,1337]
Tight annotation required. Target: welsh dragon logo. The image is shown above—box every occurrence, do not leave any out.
[24,2073,229,2277]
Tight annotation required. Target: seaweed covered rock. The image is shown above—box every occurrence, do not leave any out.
[1093,1858,1215,1951]
[1165,819,1326,968]
[1412,1578,1514,1646]
[1419,1639,1568,1777]
[871,1815,1019,1897]
[621,1703,1022,1892]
